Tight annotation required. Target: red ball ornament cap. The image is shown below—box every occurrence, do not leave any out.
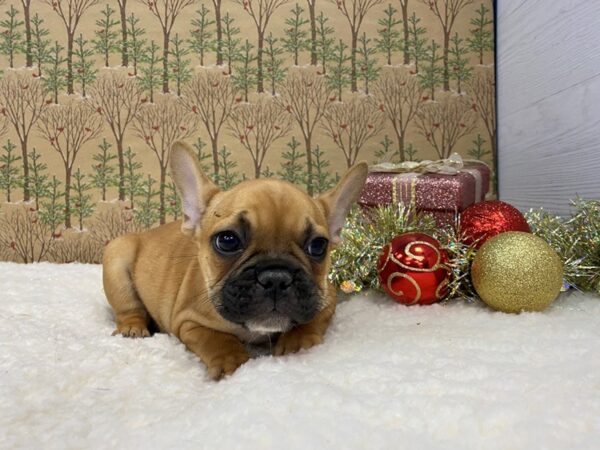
[460,200,531,248]
[377,233,451,305]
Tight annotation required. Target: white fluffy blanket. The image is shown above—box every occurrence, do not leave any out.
[1,263,599,449]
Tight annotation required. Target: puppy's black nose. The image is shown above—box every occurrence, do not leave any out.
[257,269,293,291]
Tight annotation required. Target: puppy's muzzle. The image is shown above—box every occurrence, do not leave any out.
[218,258,321,332]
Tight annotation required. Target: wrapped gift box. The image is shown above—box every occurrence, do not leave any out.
[358,155,490,226]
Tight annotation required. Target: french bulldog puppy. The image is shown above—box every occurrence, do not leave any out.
[103,141,367,379]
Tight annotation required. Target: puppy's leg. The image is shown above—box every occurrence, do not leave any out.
[179,322,250,380]
[103,236,150,338]
[274,295,337,356]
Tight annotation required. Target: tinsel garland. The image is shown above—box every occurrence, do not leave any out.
[525,199,600,294]
[329,199,600,299]
[328,205,437,293]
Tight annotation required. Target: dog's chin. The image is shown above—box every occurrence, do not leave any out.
[244,312,293,334]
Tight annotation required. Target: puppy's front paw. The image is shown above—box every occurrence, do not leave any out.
[274,328,323,356]
[206,344,250,380]
[112,318,150,338]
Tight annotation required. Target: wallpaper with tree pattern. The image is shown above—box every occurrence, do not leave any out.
[0,0,495,263]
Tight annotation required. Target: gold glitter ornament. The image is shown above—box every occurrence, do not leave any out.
[471,231,563,313]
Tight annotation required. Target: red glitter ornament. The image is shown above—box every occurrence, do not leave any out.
[460,200,531,248]
[377,233,451,305]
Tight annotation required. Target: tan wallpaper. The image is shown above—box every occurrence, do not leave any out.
[0,0,495,263]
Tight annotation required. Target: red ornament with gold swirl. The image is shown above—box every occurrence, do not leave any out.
[377,233,451,305]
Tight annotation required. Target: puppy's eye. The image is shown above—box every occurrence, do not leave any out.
[306,237,329,259]
[213,231,243,255]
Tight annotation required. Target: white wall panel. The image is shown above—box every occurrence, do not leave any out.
[497,0,600,215]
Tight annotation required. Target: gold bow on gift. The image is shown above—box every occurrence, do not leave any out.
[370,153,466,175]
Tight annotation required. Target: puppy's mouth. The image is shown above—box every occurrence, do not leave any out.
[244,312,294,334]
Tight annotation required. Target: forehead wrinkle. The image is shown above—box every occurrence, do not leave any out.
[303,219,314,243]
[208,206,248,231]
[304,216,330,237]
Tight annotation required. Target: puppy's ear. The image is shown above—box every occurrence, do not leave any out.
[170,141,220,234]
[316,161,368,244]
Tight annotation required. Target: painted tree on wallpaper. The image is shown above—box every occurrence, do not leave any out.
[126,12,146,76]
[468,68,495,163]
[211,0,223,65]
[0,73,48,202]
[233,39,257,101]
[0,140,18,202]
[139,40,161,102]
[88,72,144,201]
[20,0,33,68]
[0,0,496,264]
[234,0,289,93]
[398,0,409,64]
[373,68,422,161]
[419,0,473,91]
[73,34,98,97]
[71,168,95,230]
[277,136,305,185]
[30,13,51,77]
[407,12,427,72]
[331,0,383,92]
[375,4,402,66]
[168,33,192,95]
[27,148,51,211]
[322,95,385,166]
[40,176,66,237]
[327,39,351,100]
[448,32,471,93]
[120,147,143,209]
[0,206,55,263]
[419,39,442,100]
[414,95,476,158]
[181,70,237,176]
[228,96,291,178]
[92,4,120,68]
[132,95,195,224]
[314,11,333,74]
[190,4,215,67]
[306,0,317,65]
[45,41,68,103]
[357,33,379,94]
[467,3,493,65]
[264,33,286,94]
[116,0,129,66]
[42,0,100,95]
[282,3,309,66]
[278,68,332,194]
[467,133,489,161]
[0,5,23,69]
[90,138,118,202]
[37,100,103,229]
[220,12,240,75]
[137,0,195,94]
